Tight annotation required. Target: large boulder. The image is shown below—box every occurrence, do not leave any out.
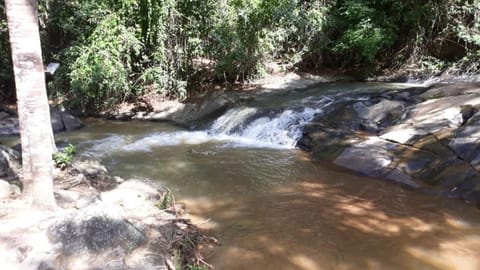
[47,207,146,256]
[51,107,84,133]
[0,107,83,136]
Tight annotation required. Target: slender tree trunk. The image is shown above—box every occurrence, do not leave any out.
[5,0,56,210]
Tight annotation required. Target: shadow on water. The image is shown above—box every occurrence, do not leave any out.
[183,162,480,270]
[57,115,480,270]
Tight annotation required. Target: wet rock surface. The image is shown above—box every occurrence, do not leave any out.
[298,81,480,205]
[110,90,253,129]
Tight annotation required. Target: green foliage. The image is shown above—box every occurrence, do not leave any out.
[1,0,478,111]
[65,15,142,111]
[156,188,174,210]
[324,0,399,68]
[52,144,77,170]
[209,0,329,80]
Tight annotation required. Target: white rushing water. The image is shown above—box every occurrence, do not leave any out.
[118,106,322,151]
[81,96,335,154]
[88,106,327,155]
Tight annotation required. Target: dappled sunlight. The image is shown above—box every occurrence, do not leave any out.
[444,214,473,230]
[406,235,480,270]
[184,176,480,270]
[290,255,322,270]
[63,120,480,270]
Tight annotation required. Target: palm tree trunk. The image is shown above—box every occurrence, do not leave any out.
[5,0,56,210]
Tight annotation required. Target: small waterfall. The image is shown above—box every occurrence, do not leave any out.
[208,106,322,148]
[87,96,334,153]
[209,107,258,135]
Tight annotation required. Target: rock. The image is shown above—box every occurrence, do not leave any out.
[50,108,66,132]
[133,100,184,121]
[334,137,397,177]
[417,82,480,100]
[73,160,108,175]
[297,82,480,204]
[75,191,100,209]
[358,99,406,131]
[353,99,405,124]
[0,111,10,120]
[297,124,362,160]
[0,179,11,199]
[0,145,21,180]
[449,111,480,171]
[316,97,407,134]
[51,108,84,133]
[130,91,251,128]
[9,184,21,197]
[60,111,84,131]
[0,108,83,136]
[0,117,19,136]
[380,125,426,144]
[380,94,480,144]
[54,190,81,208]
[72,160,117,191]
[386,169,421,189]
[168,91,251,127]
[0,156,195,270]
[47,206,146,256]
[101,179,161,211]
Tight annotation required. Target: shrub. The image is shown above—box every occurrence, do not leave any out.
[53,144,76,169]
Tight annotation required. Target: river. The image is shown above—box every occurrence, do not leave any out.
[55,82,480,270]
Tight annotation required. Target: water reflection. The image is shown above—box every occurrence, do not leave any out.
[58,120,480,270]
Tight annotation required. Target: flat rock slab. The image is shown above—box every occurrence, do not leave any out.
[417,82,480,100]
[449,111,480,171]
[334,137,397,177]
[381,94,480,144]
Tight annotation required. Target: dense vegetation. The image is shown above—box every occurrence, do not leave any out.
[1,0,479,113]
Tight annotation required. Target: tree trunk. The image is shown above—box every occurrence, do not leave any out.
[5,0,56,210]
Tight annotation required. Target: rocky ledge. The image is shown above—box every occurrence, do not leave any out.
[0,146,211,269]
[298,82,480,205]
[106,71,338,128]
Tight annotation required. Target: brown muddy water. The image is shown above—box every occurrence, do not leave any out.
[53,119,480,270]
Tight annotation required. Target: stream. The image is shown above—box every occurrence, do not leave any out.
[56,82,479,270]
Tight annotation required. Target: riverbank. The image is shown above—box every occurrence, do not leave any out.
[3,70,480,209]
[0,145,211,269]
